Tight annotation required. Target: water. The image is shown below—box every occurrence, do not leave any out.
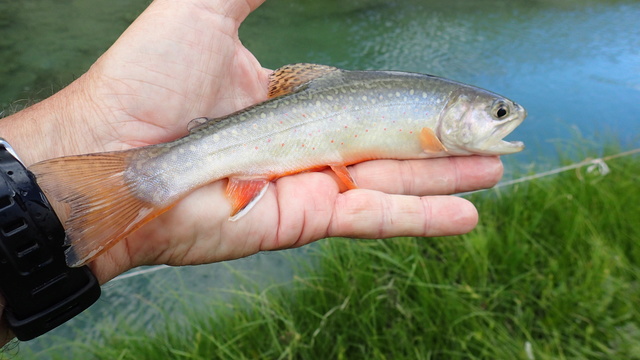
[239,0,640,163]
[1,0,639,356]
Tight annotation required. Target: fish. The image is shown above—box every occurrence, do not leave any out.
[29,63,526,267]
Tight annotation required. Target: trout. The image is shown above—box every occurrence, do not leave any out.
[30,63,526,267]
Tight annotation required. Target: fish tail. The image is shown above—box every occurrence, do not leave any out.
[29,151,170,267]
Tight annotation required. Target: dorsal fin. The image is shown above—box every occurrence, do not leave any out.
[267,63,339,99]
[188,64,340,132]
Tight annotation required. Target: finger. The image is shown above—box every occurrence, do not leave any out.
[327,189,478,239]
[349,155,503,196]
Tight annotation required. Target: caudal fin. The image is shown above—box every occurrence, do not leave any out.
[29,151,169,267]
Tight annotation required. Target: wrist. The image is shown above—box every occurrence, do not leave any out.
[0,75,102,166]
[0,73,137,283]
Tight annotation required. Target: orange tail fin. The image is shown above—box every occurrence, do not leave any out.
[29,152,170,267]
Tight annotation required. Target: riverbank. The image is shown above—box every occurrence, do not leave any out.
[18,148,640,359]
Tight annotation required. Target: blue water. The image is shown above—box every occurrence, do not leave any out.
[240,0,640,164]
[1,0,639,357]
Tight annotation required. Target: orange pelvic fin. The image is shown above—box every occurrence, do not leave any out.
[268,63,340,99]
[226,178,270,221]
[29,151,170,267]
[330,165,358,190]
[420,127,448,153]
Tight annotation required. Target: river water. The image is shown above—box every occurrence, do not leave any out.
[1,0,638,356]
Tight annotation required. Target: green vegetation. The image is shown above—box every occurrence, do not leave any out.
[21,149,640,359]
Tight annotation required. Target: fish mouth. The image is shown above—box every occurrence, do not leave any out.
[485,103,527,154]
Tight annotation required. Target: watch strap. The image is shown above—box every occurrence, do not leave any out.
[0,140,100,341]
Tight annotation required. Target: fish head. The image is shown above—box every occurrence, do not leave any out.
[437,90,526,155]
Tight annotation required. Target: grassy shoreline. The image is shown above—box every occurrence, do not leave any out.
[19,149,640,359]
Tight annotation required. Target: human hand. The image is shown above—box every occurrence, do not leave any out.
[0,0,504,285]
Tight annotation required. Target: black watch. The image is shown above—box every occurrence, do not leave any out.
[0,139,100,341]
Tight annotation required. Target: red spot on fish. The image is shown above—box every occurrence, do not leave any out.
[409,131,413,134]
[279,121,283,124]
[384,128,387,131]
[301,144,305,147]
[340,142,344,145]
[267,139,272,143]
[255,146,259,150]
[331,140,335,143]
[302,114,307,118]
[344,125,348,129]
[354,135,358,138]
[312,147,316,150]
[365,129,369,132]
[399,129,402,132]
[281,143,285,147]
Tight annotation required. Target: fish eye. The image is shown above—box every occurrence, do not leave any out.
[492,101,510,120]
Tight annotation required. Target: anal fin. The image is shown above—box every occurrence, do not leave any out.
[330,165,358,190]
[226,178,270,221]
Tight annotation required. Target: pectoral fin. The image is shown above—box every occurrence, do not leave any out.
[330,165,358,190]
[420,127,448,153]
[226,178,270,221]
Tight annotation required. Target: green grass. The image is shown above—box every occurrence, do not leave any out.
[19,148,640,359]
